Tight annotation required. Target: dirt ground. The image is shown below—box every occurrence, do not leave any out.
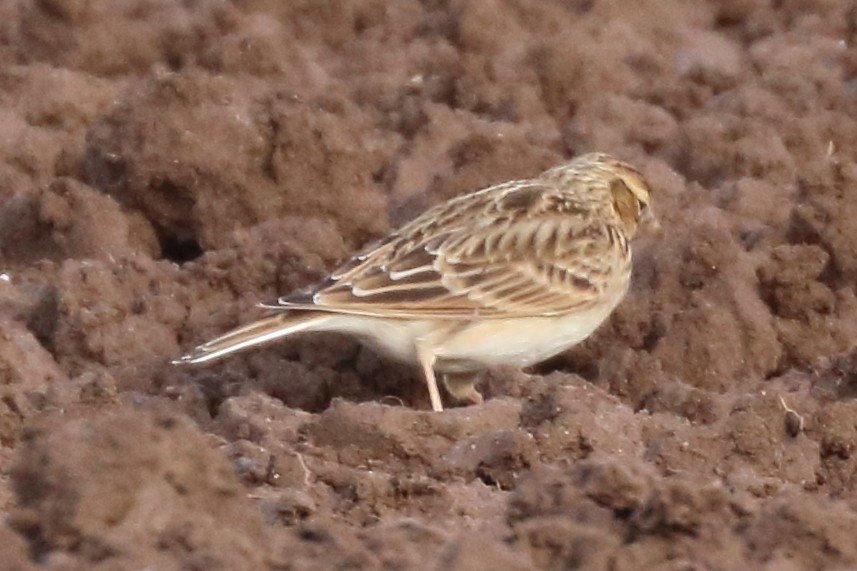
[1,0,857,569]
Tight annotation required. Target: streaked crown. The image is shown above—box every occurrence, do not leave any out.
[548,153,657,237]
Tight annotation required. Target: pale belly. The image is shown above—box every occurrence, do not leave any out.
[319,298,621,372]
[433,308,616,369]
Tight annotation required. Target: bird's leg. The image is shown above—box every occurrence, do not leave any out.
[415,343,444,412]
[442,371,484,406]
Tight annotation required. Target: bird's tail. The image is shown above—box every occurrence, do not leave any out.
[172,312,330,365]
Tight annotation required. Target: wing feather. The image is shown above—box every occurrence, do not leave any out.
[269,181,629,319]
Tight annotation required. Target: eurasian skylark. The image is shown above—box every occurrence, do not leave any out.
[175,153,658,411]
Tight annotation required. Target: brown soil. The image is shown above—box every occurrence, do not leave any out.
[1,1,857,569]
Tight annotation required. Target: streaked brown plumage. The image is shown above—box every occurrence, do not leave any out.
[174,153,658,411]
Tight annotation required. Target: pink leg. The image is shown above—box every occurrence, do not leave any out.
[416,343,444,412]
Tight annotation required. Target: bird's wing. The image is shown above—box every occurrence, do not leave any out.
[265,181,628,319]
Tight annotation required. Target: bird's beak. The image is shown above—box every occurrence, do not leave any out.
[641,207,663,236]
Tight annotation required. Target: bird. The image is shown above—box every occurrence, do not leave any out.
[174,153,659,412]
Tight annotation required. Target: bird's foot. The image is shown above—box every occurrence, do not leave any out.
[442,371,485,407]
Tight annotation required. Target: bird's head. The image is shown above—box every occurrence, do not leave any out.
[577,153,659,238]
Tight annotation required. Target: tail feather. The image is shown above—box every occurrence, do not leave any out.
[173,312,329,365]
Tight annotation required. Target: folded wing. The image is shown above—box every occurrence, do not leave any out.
[265,181,628,320]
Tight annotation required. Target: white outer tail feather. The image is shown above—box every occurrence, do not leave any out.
[173,312,330,365]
